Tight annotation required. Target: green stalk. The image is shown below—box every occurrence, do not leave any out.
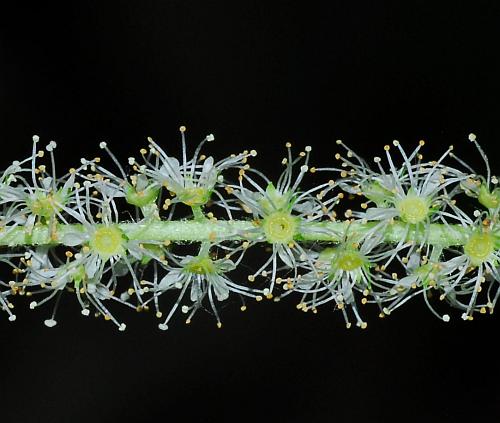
[0,220,472,248]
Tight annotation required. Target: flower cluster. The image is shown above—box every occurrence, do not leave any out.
[298,134,500,326]
[1,129,499,331]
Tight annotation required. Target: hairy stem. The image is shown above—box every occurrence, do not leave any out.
[0,220,471,248]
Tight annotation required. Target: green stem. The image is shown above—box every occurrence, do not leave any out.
[191,206,206,221]
[0,220,472,248]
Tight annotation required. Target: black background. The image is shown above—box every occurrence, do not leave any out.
[1,2,500,422]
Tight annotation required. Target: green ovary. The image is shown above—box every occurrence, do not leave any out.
[125,184,159,207]
[71,265,86,287]
[334,250,364,271]
[478,185,500,209]
[464,232,495,266]
[261,211,298,244]
[28,190,67,218]
[184,256,216,275]
[396,195,430,224]
[363,181,393,207]
[90,226,126,259]
[258,184,294,214]
[319,246,367,274]
[177,187,211,207]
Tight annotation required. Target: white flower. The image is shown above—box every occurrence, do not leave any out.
[143,242,262,330]
[0,136,91,236]
[227,143,339,293]
[282,229,392,329]
[327,140,468,266]
[22,246,133,330]
[132,127,256,212]
[453,133,500,212]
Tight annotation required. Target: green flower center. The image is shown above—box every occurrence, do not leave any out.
[177,187,211,207]
[261,211,298,244]
[125,184,160,207]
[258,183,295,214]
[318,246,368,278]
[362,181,393,207]
[478,184,500,209]
[333,250,365,271]
[464,232,495,266]
[184,256,216,275]
[28,190,67,218]
[396,195,430,224]
[90,226,126,259]
[71,265,87,287]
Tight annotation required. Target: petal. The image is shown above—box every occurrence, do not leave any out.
[41,177,53,190]
[85,254,100,278]
[198,157,217,188]
[158,271,182,290]
[210,275,230,301]
[364,207,399,221]
[190,277,204,302]
[62,174,75,192]
[278,245,295,268]
[407,253,421,271]
[397,275,419,288]
[62,232,87,246]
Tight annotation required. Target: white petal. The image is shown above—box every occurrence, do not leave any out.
[190,278,203,302]
[278,245,295,268]
[41,177,53,190]
[397,275,419,288]
[210,275,230,301]
[364,207,399,221]
[25,214,36,233]
[198,156,217,187]
[158,271,182,290]
[407,253,421,271]
[62,232,87,246]
[85,255,100,278]
[62,174,76,192]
